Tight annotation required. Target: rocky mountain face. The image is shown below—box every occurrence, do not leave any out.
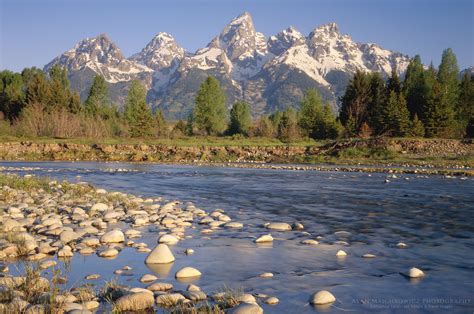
[45,12,411,119]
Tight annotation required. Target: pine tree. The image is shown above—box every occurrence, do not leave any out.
[298,89,324,137]
[424,49,459,138]
[185,113,194,136]
[277,107,299,141]
[172,120,187,137]
[382,91,410,136]
[339,70,372,135]
[457,71,474,135]
[48,65,71,112]
[387,64,401,95]
[155,110,168,137]
[403,55,426,119]
[0,71,25,120]
[367,73,386,134]
[85,75,109,117]
[124,80,154,137]
[193,76,228,135]
[68,91,82,114]
[25,72,51,106]
[228,101,252,136]
[409,114,425,138]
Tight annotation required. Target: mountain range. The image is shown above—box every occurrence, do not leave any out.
[45,12,412,119]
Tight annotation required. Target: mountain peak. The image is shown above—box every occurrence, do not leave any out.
[230,12,253,25]
[311,22,340,36]
[131,32,185,71]
[268,25,305,55]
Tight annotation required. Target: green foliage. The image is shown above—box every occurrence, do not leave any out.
[409,114,425,138]
[339,70,372,134]
[228,101,252,136]
[299,89,340,139]
[277,107,300,142]
[193,76,228,135]
[367,72,387,134]
[252,115,274,137]
[403,55,426,119]
[124,80,154,137]
[0,70,25,119]
[457,71,474,133]
[25,71,51,106]
[172,120,187,137]
[85,75,109,117]
[387,64,401,95]
[48,65,72,112]
[155,109,168,137]
[381,91,410,136]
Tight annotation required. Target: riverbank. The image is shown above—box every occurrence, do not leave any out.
[0,137,473,170]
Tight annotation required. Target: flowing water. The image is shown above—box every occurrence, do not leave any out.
[1,161,473,313]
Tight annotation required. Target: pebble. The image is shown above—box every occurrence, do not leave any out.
[309,290,336,305]
[255,234,273,243]
[336,250,347,257]
[408,267,425,278]
[265,296,279,304]
[175,267,202,278]
[301,239,319,245]
[362,253,376,258]
[258,272,274,278]
[266,222,292,231]
[139,274,158,283]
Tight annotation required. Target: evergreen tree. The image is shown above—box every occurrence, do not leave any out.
[299,89,340,139]
[339,70,372,135]
[387,64,401,95]
[68,91,82,114]
[172,120,187,137]
[277,107,299,141]
[437,48,460,106]
[403,55,426,119]
[269,111,283,131]
[85,75,109,117]
[409,114,425,138]
[124,80,154,137]
[367,73,386,134]
[185,113,194,136]
[299,89,324,136]
[228,101,252,136]
[48,65,71,111]
[466,115,474,138]
[193,76,228,135]
[457,71,474,135]
[25,72,51,106]
[381,91,410,136]
[0,71,25,120]
[155,110,168,137]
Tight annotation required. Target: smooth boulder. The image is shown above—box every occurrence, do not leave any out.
[145,244,175,264]
[175,267,201,278]
[309,290,336,305]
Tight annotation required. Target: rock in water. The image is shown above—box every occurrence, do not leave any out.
[175,267,201,278]
[114,292,154,312]
[266,222,292,231]
[255,234,273,243]
[145,244,175,264]
[309,290,336,305]
[229,302,263,314]
[100,230,125,243]
[408,267,424,278]
[336,250,347,257]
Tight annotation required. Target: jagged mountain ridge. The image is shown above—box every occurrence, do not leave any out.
[45,12,411,119]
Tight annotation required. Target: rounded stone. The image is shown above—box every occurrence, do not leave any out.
[265,296,279,304]
[100,230,125,243]
[266,222,292,231]
[145,244,175,264]
[255,234,273,243]
[336,250,347,257]
[309,290,336,305]
[139,274,158,283]
[175,267,201,278]
[158,234,179,244]
[229,302,263,314]
[114,292,154,312]
[408,267,424,278]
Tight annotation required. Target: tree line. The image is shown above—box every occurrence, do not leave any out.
[0,48,472,140]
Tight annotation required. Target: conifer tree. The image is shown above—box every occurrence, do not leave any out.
[85,75,109,117]
[124,80,154,137]
[299,89,340,139]
[253,115,274,138]
[48,65,71,111]
[387,64,401,95]
[457,71,474,135]
[403,55,426,119]
[25,72,52,107]
[277,107,299,141]
[382,91,410,136]
[367,73,386,134]
[0,71,25,120]
[185,113,194,136]
[228,101,252,136]
[409,114,425,138]
[155,109,168,137]
[193,76,228,135]
[339,70,371,135]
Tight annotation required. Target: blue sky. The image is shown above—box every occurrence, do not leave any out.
[1,0,472,72]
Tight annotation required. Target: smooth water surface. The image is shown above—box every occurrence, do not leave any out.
[1,161,473,313]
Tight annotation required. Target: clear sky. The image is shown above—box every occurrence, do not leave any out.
[1,0,472,72]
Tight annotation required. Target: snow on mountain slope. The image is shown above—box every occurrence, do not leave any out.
[44,34,152,84]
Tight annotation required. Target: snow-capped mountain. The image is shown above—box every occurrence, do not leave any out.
[45,12,412,119]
